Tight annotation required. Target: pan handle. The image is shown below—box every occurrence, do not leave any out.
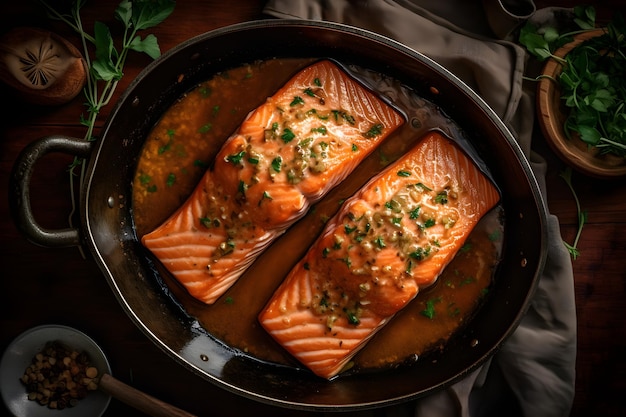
[10,135,93,248]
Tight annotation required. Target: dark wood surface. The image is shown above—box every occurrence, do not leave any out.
[1,1,625,416]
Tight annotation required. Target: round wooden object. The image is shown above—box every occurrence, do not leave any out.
[0,27,88,106]
[536,28,626,179]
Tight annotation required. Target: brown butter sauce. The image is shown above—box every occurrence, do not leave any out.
[132,58,503,373]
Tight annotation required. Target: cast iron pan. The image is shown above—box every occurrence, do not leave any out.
[11,20,547,411]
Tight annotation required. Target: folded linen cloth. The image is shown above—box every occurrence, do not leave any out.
[262,1,577,416]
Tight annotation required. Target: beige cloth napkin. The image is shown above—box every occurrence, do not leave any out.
[262,1,577,416]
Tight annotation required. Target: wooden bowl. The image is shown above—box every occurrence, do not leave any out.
[537,29,626,179]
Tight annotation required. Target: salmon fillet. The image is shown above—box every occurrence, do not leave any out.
[141,60,404,304]
[258,131,500,379]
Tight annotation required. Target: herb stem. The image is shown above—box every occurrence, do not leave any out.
[559,167,587,260]
[37,0,174,252]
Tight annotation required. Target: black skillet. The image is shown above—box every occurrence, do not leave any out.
[11,20,547,411]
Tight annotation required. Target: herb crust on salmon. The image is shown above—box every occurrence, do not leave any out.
[141,60,405,304]
[258,131,500,379]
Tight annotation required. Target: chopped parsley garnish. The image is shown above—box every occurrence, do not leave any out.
[281,128,295,143]
[331,110,356,125]
[488,229,501,241]
[219,239,235,255]
[363,123,383,138]
[271,156,282,172]
[459,276,477,286]
[421,297,441,319]
[344,224,357,234]
[460,242,473,253]
[226,151,245,165]
[448,305,461,317]
[238,180,247,195]
[415,182,432,192]
[139,173,151,185]
[290,96,305,106]
[434,191,448,204]
[199,217,220,228]
[259,191,273,206]
[198,123,212,133]
[409,205,421,219]
[409,246,431,261]
[166,173,176,187]
[346,311,360,325]
[158,137,173,154]
[199,86,211,97]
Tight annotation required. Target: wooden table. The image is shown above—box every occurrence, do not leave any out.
[1,1,625,416]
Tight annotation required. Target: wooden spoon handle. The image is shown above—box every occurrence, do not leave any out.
[99,373,197,417]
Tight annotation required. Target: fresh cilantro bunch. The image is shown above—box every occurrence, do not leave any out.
[519,6,602,261]
[519,5,596,62]
[520,5,626,157]
[560,15,626,157]
[38,0,175,231]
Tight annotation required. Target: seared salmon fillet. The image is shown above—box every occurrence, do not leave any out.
[258,131,500,379]
[141,60,404,304]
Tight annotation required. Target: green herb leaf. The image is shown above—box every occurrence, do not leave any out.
[409,205,421,219]
[130,0,175,30]
[38,0,175,240]
[346,311,360,325]
[434,191,448,204]
[573,4,596,30]
[363,123,383,138]
[271,156,282,172]
[281,128,295,143]
[519,23,553,61]
[226,151,246,165]
[166,173,176,187]
[421,297,441,319]
[114,1,133,26]
[129,33,160,59]
[290,96,305,106]
[198,123,212,133]
[92,22,120,81]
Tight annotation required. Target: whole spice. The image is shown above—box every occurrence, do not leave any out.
[20,341,99,410]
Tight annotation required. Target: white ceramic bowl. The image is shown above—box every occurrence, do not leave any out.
[0,324,112,417]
